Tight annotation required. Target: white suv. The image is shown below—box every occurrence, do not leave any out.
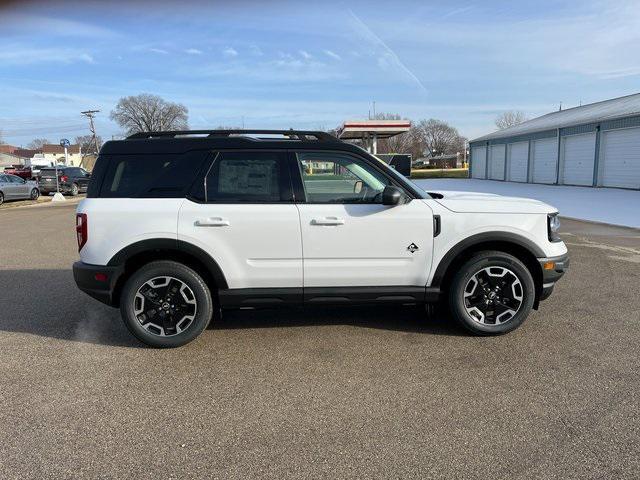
[73,130,568,347]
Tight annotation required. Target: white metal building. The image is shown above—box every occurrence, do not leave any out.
[470,93,640,189]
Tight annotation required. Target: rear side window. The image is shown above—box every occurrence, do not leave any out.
[40,169,58,177]
[99,151,210,198]
[191,151,291,203]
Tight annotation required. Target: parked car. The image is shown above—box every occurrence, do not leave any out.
[0,174,40,205]
[73,129,568,348]
[39,167,91,196]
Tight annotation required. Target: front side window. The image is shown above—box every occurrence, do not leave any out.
[197,151,289,203]
[296,151,391,203]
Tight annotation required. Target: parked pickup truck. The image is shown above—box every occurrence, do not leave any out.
[3,165,35,180]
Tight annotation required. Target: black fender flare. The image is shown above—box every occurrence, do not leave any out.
[107,238,228,289]
[430,232,545,288]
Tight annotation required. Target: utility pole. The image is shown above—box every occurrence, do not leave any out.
[81,110,100,168]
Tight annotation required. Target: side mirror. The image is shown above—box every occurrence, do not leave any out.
[382,185,404,206]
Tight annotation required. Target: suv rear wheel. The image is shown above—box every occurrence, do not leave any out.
[448,251,535,335]
[120,260,214,347]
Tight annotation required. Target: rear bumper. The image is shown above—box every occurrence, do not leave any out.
[40,183,70,193]
[73,261,123,307]
[537,253,570,301]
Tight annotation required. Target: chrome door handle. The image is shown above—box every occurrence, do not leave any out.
[195,217,230,227]
[311,217,345,226]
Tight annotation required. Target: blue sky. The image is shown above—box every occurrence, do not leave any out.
[1,0,639,146]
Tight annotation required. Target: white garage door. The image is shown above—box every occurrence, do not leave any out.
[471,146,487,179]
[507,142,528,182]
[532,138,558,184]
[561,133,596,186]
[600,127,640,189]
[488,145,506,180]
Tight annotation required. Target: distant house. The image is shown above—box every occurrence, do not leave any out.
[13,148,40,159]
[41,144,83,167]
[0,144,18,155]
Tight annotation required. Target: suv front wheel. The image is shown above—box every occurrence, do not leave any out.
[120,261,214,347]
[448,251,535,335]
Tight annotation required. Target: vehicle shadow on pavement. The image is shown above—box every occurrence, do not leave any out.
[0,269,466,348]
[213,305,467,336]
[0,269,141,348]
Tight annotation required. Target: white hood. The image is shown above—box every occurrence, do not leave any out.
[427,190,558,214]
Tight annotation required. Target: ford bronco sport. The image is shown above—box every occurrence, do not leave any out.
[73,130,568,348]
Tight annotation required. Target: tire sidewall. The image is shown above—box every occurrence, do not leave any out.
[120,261,213,348]
[31,188,39,200]
[449,252,535,335]
[71,183,79,196]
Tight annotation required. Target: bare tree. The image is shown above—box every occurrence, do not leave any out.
[0,129,4,144]
[28,138,50,150]
[110,93,189,135]
[415,119,467,157]
[495,110,528,130]
[75,134,103,154]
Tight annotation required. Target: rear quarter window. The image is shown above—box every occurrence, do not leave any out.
[98,151,210,198]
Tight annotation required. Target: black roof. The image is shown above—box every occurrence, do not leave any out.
[101,129,349,155]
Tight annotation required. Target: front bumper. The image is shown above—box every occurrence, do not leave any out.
[73,261,123,307]
[537,253,570,301]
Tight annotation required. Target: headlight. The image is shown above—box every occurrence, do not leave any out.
[548,213,561,242]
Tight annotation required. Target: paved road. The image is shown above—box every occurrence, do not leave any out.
[1,204,639,479]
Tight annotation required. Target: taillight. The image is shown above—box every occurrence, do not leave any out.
[76,213,87,251]
[61,175,69,182]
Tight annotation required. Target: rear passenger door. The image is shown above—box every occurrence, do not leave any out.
[178,150,303,293]
[70,168,90,190]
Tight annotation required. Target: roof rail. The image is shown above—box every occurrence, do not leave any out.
[126,129,337,142]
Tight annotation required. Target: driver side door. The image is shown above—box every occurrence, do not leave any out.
[293,150,434,290]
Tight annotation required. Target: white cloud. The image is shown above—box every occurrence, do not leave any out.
[148,47,169,55]
[0,47,97,66]
[185,48,203,55]
[78,53,95,64]
[299,50,312,60]
[323,49,341,61]
[223,47,238,58]
[250,45,263,56]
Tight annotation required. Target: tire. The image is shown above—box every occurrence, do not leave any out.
[30,188,40,200]
[448,251,535,335]
[70,183,79,196]
[120,261,214,348]
[0,192,3,206]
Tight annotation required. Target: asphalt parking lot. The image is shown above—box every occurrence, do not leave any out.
[1,203,639,479]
